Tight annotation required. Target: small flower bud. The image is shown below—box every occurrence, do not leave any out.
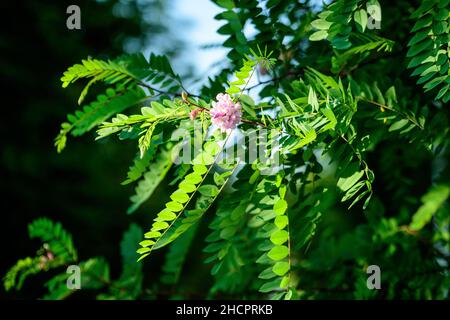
[189,109,200,120]
[181,91,188,102]
[46,251,54,260]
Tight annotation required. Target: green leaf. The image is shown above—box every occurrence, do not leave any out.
[388,119,409,132]
[309,30,328,41]
[120,224,143,266]
[239,94,257,117]
[161,224,199,285]
[274,216,288,229]
[267,245,289,261]
[331,37,352,50]
[354,9,368,33]
[158,209,177,221]
[259,267,277,280]
[127,147,173,214]
[409,185,450,231]
[308,87,319,111]
[179,181,197,193]
[337,163,364,192]
[280,275,290,288]
[144,231,161,239]
[273,199,288,215]
[259,278,282,293]
[407,38,433,58]
[411,14,433,32]
[185,173,203,184]
[270,230,289,245]
[152,221,170,231]
[291,128,317,150]
[139,240,155,247]
[193,152,215,165]
[193,164,208,175]
[311,19,332,30]
[166,201,184,212]
[55,87,145,153]
[198,185,220,197]
[137,247,151,254]
[170,191,190,204]
[272,261,290,276]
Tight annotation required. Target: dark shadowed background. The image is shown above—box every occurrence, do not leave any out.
[0,0,195,299]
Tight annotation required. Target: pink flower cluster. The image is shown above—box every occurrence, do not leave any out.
[210,93,242,132]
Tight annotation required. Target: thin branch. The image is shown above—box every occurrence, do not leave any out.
[246,69,304,92]
[361,98,424,130]
[138,81,199,98]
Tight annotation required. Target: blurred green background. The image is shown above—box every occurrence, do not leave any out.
[0,0,196,299]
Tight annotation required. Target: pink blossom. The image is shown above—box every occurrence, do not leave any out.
[46,251,54,260]
[189,108,200,120]
[210,93,242,132]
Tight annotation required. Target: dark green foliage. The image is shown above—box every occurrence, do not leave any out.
[127,145,173,214]
[4,0,450,300]
[161,224,199,285]
[3,218,78,292]
[4,219,145,299]
[55,85,146,152]
[407,0,450,102]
